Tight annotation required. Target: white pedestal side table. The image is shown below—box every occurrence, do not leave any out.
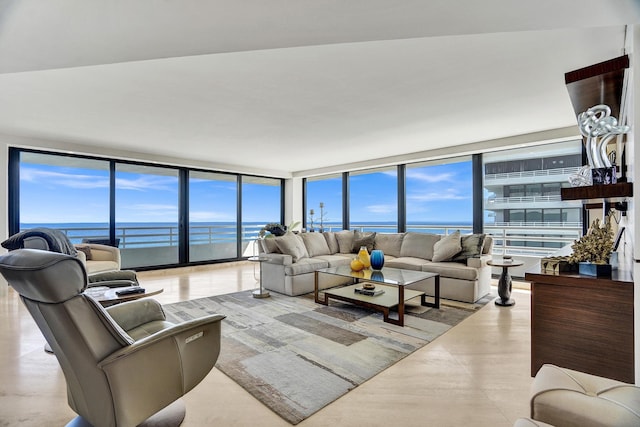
[248,256,270,298]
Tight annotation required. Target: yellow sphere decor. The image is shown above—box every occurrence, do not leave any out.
[350,258,365,272]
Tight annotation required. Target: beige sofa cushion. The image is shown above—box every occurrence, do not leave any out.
[284,258,329,276]
[301,233,331,257]
[335,230,355,254]
[374,233,404,257]
[400,232,441,260]
[274,233,308,262]
[432,231,462,262]
[323,232,340,254]
[422,261,478,281]
[314,254,353,268]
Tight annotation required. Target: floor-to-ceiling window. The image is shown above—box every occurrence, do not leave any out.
[189,171,238,262]
[483,140,583,256]
[241,176,282,256]
[17,152,110,242]
[305,173,343,231]
[405,157,473,235]
[349,167,398,232]
[10,148,283,270]
[115,163,180,268]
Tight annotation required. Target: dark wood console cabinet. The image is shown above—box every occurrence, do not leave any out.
[525,269,634,383]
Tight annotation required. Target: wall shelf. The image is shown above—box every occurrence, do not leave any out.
[560,182,633,201]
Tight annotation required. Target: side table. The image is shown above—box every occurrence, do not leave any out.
[488,258,524,306]
[248,256,270,299]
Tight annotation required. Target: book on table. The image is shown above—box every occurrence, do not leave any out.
[354,287,385,296]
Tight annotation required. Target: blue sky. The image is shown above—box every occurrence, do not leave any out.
[20,159,472,225]
[307,160,473,224]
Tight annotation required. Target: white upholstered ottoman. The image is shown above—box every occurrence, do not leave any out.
[530,364,640,427]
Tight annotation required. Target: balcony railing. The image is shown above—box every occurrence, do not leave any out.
[26,221,582,268]
[486,195,563,204]
[484,167,582,181]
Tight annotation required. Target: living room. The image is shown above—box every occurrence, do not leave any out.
[1,2,640,426]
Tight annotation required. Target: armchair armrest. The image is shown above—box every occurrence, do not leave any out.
[261,253,293,266]
[98,314,225,427]
[106,299,166,331]
[467,254,492,268]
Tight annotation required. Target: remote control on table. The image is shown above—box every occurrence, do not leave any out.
[116,287,146,296]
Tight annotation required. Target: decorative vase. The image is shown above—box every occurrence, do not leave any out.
[371,270,385,282]
[370,250,385,270]
[358,246,371,268]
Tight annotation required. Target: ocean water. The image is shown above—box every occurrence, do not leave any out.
[20,221,472,247]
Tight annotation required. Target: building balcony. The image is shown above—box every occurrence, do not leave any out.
[485,195,582,210]
[484,167,582,186]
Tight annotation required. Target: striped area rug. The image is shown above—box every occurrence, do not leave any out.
[163,289,491,424]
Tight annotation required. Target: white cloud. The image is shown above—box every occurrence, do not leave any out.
[115,175,176,191]
[406,170,454,183]
[366,204,396,214]
[408,189,469,202]
[21,168,109,189]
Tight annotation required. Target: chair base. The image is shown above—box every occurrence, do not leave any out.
[65,399,186,427]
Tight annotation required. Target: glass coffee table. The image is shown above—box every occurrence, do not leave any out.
[314,266,439,326]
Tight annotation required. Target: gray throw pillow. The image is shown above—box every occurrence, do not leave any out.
[431,230,462,262]
[323,232,340,254]
[452,233,486,262]
[274,232,308,262]
[352,230,376,252]
[374,233,404,257]
[335,230,355,254]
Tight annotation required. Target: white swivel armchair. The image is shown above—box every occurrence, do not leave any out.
[0,249,225,427]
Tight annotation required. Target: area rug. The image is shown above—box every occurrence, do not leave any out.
[163,290,492,424]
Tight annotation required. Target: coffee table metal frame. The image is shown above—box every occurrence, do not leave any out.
[314,266,439,326]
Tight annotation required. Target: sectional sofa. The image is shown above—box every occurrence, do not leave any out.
[258,230,493,303]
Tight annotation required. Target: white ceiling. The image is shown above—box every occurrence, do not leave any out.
[0,1,638,178]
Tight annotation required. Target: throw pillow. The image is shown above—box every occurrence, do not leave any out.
[431,230,462,262]
[452,233,486,262]
[335,230,355,254]
[301,232,331,257]
[352,230,376,252]
[75,245,93,260]
[274,232,308,262]
[323,232,340,254]
[261,238,280,254]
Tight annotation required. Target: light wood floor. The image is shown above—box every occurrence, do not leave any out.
[0,261,533,427]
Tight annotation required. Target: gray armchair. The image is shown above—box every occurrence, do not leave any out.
[0,249,225,427]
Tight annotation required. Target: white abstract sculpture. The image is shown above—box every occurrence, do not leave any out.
[569,104,630,186]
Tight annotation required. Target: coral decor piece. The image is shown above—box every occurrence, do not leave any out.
[568,214,614,265]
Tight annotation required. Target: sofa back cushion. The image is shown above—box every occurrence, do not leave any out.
[301,232,331,257]
[335,230,355,254]
[400,232,441,260]
[431,230,462,262]
[374,233,404,258]
[274,233,309,262]
[323,232,340,254]
[452,233,486,262]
